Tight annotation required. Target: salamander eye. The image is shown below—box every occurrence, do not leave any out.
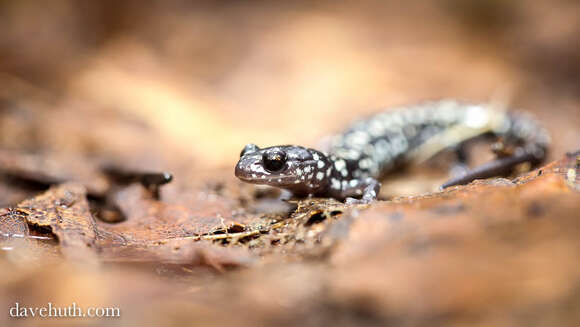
[240,144,259,157]
[262,150,287,172]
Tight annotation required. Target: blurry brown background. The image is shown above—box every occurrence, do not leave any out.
[1,0,579,171]
[1,1,580,327]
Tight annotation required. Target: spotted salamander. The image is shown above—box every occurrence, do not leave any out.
[235,100,550,203]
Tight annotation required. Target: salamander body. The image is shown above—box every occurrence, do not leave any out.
[235,100,550,203]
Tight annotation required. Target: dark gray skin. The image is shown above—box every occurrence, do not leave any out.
[235,100,550,204]
[235,144,380,203]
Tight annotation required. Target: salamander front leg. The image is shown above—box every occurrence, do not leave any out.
[341,177,381,204]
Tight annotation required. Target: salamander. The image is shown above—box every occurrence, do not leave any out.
[235,100,550,203]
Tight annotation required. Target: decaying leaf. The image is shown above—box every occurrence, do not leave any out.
[16,183,98,260]
[0,208,30,242]
[10,182,256,268]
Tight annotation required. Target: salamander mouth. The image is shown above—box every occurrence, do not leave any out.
[236,173,295,184]
[234,165,295,185]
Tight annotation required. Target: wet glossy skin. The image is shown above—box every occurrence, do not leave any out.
[235,145,332,195]
[235,100,550,203]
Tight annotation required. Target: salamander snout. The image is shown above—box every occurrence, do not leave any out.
[235,151,263,182]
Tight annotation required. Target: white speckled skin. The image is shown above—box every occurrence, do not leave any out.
[235,100,550,203]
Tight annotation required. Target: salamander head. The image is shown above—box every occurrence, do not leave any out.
[235,144,332,193]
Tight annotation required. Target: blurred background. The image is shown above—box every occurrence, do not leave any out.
[2,2,580,326]
[1,0,579,174]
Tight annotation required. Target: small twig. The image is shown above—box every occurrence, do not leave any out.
[196,229,261,241]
